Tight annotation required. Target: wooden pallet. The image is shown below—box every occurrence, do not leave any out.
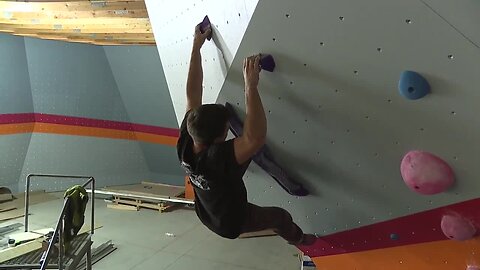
[103,182,187,213]
[111,196,176,212]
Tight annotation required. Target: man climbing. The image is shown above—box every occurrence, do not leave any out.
[176,23,316,246]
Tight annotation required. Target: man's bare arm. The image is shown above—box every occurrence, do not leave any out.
[186,25,212,112]
[234,55,267,164]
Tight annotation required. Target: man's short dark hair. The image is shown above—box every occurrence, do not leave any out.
[187,104,230,144]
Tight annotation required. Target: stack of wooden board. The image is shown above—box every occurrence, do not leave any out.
[103,182,187,212]
[0,188,13,203]
[0,191,57,222]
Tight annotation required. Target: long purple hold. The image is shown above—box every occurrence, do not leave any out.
[199,15,212,41]
[225,102,309,196]
[260,54,275,72]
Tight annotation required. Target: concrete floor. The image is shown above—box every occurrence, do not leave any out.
[3,195,300,270]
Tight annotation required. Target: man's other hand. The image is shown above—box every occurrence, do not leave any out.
[193,24,212,50]
[243,54,261,90]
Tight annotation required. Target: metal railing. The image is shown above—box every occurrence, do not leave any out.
[24,174,96,270]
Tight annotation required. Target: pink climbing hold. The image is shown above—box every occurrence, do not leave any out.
[441,214,477,241]
[400,150,454,195]
[467,265,480,270]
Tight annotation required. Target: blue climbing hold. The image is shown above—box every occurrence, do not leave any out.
[390,233,399,240]
[398,70,430,100]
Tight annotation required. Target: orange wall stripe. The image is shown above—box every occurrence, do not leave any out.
[32,123,178,145]
[0,123,35,135]
[134,131,178,146]
[312,237,480,270]
[33,123,137,140]
[0,113,180,146]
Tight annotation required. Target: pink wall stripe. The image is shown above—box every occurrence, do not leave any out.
[0,113,35,124]
[299,198,480,258]
[0,113,179,137]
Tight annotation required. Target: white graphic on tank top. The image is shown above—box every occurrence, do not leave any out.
[181,161,210,191]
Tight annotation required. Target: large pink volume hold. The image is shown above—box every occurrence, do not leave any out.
[441,214,477,241]
[400,150,455,195]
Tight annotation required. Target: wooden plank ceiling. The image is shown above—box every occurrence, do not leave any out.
[0,0,155,45]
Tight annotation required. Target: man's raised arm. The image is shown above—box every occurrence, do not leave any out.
[186,24,212,112]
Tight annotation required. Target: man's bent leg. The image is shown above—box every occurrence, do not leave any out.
[241,203,303,244]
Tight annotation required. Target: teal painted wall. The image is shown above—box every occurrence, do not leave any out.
[0,34,184,192]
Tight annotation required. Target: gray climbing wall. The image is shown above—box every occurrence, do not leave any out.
[217,0,480,237]
[0,34,33,191]
[0,34,184,193]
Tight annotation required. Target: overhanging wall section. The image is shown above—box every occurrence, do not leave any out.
[145,0,259,124]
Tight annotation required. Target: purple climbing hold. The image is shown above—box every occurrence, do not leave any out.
[260,54,276,72]
[199,15,212,41]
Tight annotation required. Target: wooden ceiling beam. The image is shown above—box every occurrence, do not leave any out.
[2,9,149,19]
[0,24,152,34]
[0,1,147,12]
[0,18,150,25]
[1,0,154,45]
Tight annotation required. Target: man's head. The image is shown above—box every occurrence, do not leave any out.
[187,104,230,145]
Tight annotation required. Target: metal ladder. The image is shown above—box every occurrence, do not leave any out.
[0,174,96,270]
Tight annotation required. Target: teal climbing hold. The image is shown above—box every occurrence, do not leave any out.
[398,71,430,100]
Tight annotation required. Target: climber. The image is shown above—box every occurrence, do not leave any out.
[176,22,316,246]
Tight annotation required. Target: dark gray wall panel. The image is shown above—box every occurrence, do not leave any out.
[103,46,177,128]
[1,134,32,192]
[0,34,33,192]
[138,142,184,185]
[0,34,33,114]
[104,46,185,184]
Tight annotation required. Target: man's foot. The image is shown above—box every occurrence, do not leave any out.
[298,234,317,246]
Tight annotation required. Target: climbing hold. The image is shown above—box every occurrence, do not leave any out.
[400,151,455,195]
[199,15,212,40]
[260,54,276,72]
[398,71,430,100]
[467,265,480,270]
[390,233,399,240]
[441,214,477,241]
